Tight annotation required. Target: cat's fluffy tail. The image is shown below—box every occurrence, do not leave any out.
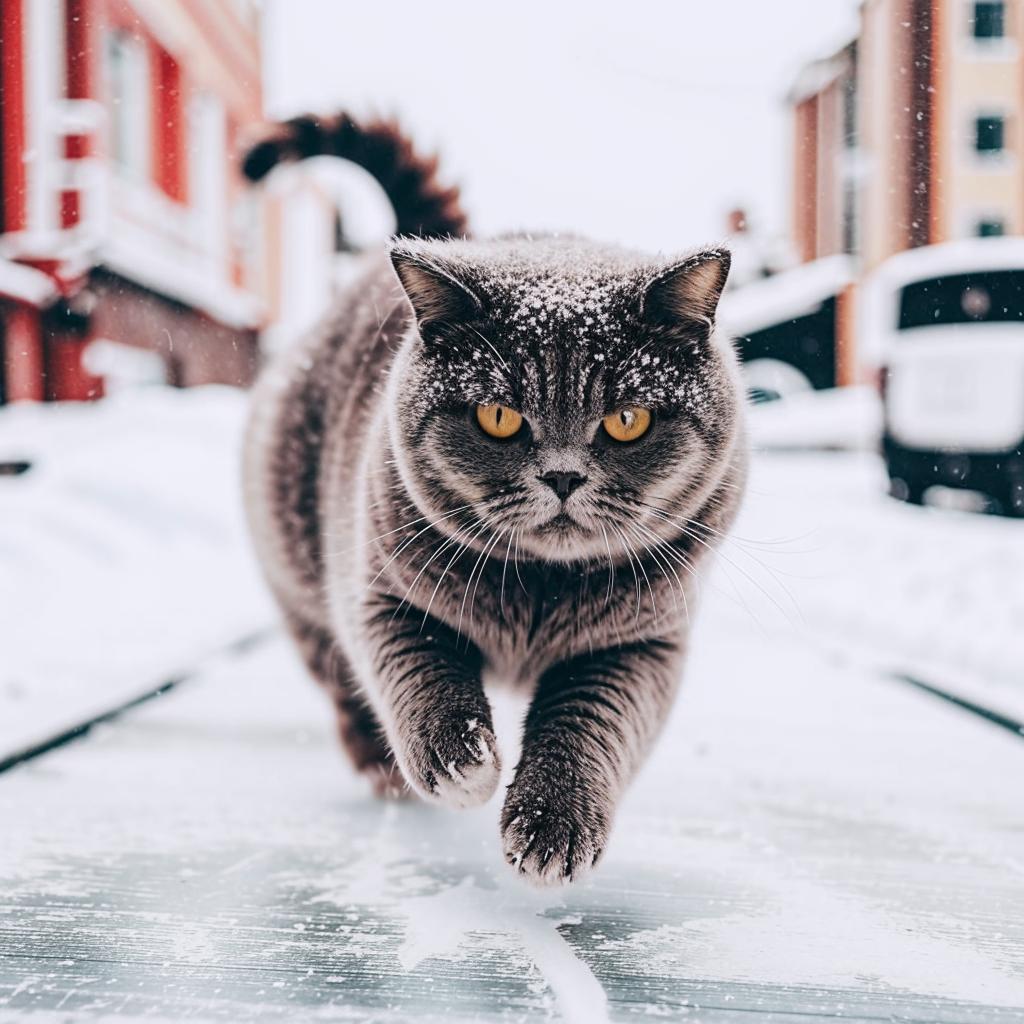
[241,113,468,239]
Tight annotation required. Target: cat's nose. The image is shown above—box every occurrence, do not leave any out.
[538,471,588,501]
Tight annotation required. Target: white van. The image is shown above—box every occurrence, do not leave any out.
[861,240,1024,516]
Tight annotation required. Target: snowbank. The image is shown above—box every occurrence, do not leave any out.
[0,386,274,758]
[746,386,883,451]
[721,450,1024,715]
[0,259,59,307]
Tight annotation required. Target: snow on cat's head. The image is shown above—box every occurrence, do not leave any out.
[385,235,743,564]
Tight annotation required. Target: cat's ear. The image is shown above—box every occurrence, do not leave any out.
[641,248,731,338]
[390,248,483,335]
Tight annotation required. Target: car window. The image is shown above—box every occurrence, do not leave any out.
[898,270,1024,330]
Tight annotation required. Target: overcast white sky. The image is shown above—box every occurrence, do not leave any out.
[262,1,859,255]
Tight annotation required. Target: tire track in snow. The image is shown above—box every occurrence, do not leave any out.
[808,634,1024,742]
[893,671,1024,739]
[0,628,275,775]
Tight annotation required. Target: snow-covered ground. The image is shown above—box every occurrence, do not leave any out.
[736,392,1024,718]
[1,385,1021,760]
[0,387,274,759]
[748,452,1023,700]
[745,385,882,451]
[2,386,1023,1021]
[2,541,1023,1021]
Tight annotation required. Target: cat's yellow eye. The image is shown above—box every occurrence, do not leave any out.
[476,404,524,439]
[603,406,652,443]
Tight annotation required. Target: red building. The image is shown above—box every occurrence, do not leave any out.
[0,0,269,402]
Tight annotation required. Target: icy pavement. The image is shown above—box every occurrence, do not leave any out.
[1,617,1022,1021]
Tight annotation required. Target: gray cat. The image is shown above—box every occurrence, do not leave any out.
[242,115,746,885]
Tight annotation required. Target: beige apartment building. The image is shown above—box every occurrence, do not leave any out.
[792,0,1024,272]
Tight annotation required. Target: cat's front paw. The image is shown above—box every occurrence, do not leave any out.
[401,717,501,809]
[500,780,610,886]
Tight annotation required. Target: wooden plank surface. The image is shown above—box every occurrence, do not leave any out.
[1,604,1023,1022]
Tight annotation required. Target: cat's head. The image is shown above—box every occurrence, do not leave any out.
[385,237,743,564]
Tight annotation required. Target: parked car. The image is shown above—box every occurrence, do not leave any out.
[862,240,1024,516]
[720,254,855,395]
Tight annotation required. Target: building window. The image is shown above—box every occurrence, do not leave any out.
[106,30,151,181]
[974,114,1005,154]
[975,218,1006,236]
[153,46,186,202]
[841,66,857,149]
[972,2,1005,39]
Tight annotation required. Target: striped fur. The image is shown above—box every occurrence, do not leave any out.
[243,119,746,886]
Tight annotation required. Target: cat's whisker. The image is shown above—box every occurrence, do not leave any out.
[419,518,493,633]
[466,527,509,639]
[388,512,484,621]
[322,488,413,535]
[642,498,804,599]
[598,524,616,610]
[639,521,758,626]
[611,525,642,622]
[332,502,474,556]
[627,521,687,621]
[641,498,773,567]
[674,511,823,560]
[387,529,464,617]
[364,505,477,588]
[499,529,516,614]
[456,523,499,640]
[612,504,718,608]
[513,528,529,597]
[626,529,659,624]
[641,504,801,629]
[643,495,805,550]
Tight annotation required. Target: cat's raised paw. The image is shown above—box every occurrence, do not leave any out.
[500,793,609,887]
[403,718,501,809]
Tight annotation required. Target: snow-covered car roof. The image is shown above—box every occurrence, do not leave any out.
[866,238,1024,290]
[719,254,854,338]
